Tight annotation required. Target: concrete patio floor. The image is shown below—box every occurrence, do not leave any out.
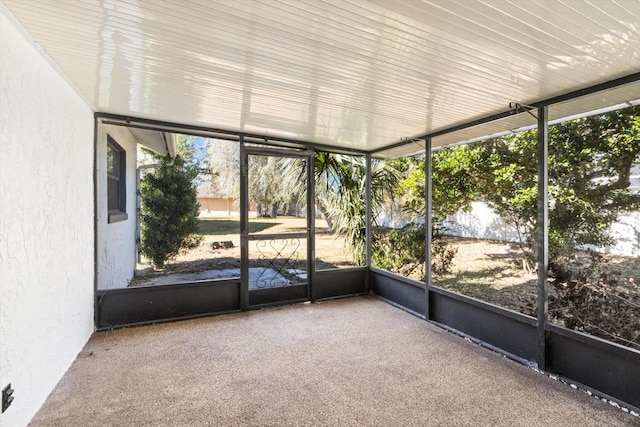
[30,296,637,426]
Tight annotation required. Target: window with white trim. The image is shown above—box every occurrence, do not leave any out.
[107,135,127,223]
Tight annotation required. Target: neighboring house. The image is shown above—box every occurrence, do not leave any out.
[197,185,237,217]
[196,186,260,217]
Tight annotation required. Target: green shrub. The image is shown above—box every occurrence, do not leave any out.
[372,222,457,280]
[140,154,202,268]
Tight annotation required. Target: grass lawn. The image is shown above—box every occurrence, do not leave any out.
[198,217,288,236]
[198,216,354,269]
[197,216,329,237]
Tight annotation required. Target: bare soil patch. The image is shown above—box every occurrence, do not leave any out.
[432,236,539,311]
[433,236,639,350]
[433,236,638,308]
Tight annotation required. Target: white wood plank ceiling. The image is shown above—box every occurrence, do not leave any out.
[3,0,640,156]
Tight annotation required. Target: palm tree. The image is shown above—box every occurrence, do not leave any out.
[283,152,400,265]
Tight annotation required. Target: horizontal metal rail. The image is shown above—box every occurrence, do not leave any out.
[247,232,308,241]
[369,268,640,413]
[95,113,369,155]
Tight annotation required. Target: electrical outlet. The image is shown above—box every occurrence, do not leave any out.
[2,383,14,413]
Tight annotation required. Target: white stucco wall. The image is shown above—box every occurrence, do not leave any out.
[601,210,640,257]
[445,200,640,257]
[444,201,525,243]
[96,124,138,289]
[0,7,95,427]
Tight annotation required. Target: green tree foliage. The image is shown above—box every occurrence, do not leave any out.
[372,223,457,280]
[312,151,344,231]
[546,108,640,263]
[472,131,539,267]
[207,139,240,201]
[398,106,640,269]
[399,148,482,221]
[334,158,399,265]
[474,107,640,267]
[248,155,293,217]
[140,136,203,268]
[371,155,465,278]
[284,153,401,265]
[316,155,401,265]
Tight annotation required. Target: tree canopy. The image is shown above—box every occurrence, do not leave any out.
[207,139,240,200]
[140,135,203,268]
[283,152,401,265]
[398,106,640,267]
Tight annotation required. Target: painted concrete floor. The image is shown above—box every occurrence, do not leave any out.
[30,296,638,426]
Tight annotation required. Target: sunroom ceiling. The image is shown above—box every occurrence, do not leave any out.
[4,0,640,157]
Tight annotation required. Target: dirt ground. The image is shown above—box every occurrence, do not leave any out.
[134,224,638,310]
[433,236,640,350]
[434,236,639,310]
[132,222,639,349]
[433,237,540,311]
[132,217,356,286]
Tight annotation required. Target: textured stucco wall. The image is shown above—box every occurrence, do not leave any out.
[96,124,138,289]
[0,7,95,427]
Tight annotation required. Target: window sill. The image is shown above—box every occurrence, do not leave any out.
[108,211,128,223]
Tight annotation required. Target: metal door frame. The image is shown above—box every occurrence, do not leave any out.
[239,140,315,310]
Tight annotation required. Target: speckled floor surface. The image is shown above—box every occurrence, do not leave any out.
[30,296,637,426]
